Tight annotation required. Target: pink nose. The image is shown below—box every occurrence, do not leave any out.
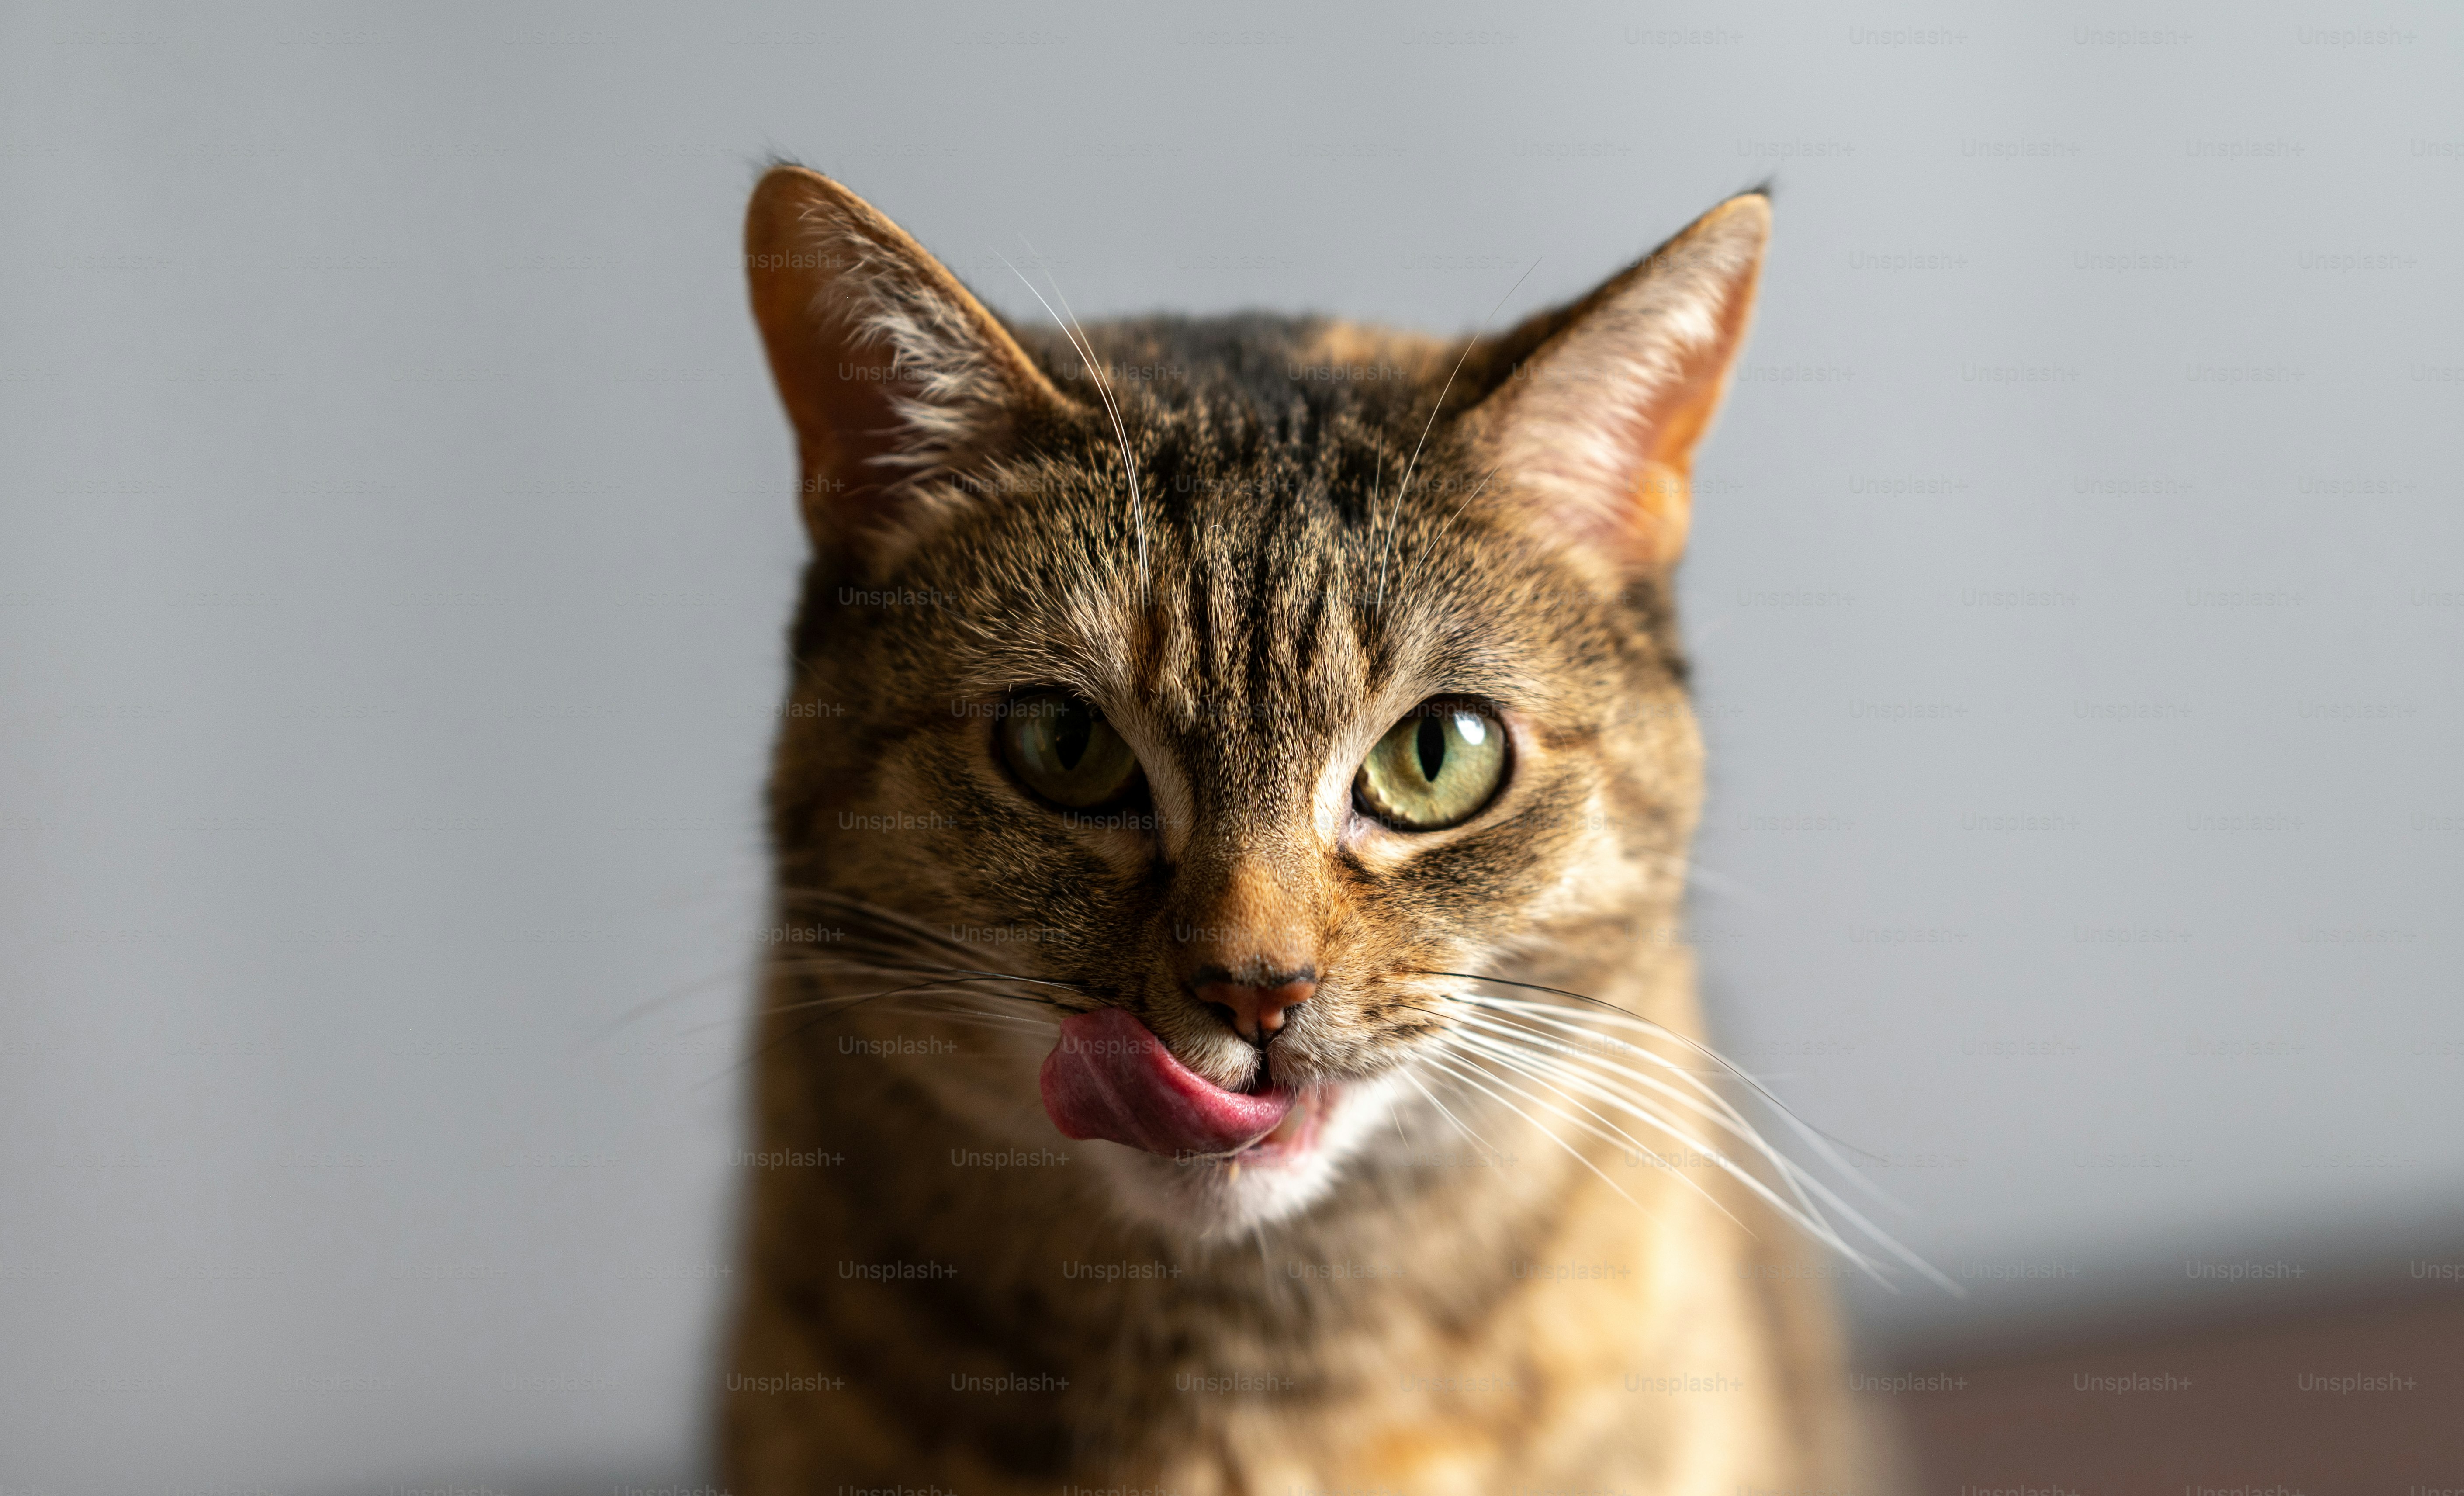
[1194,975,1316,1042]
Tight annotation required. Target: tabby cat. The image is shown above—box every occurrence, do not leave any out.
[722,164,1898,1494]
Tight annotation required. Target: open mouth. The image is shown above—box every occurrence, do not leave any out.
[1039,1007,1333,1164]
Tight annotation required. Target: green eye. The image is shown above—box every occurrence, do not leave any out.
[1354,703,1509,831]
[997,693,1143,811]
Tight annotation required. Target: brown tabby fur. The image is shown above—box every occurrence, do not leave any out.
[722,165,1890,1495]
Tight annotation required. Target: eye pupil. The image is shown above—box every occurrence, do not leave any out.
[1354,700,1509,832]
[1415,716,1447,782]
[997,692,1143,812]
[1052,703,1093,770]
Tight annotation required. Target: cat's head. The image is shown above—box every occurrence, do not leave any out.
[743,166,1766,1242]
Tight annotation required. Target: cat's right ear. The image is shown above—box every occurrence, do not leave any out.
[743,166,1075,569]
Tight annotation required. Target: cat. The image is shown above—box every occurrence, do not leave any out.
[721,163,1900,1495]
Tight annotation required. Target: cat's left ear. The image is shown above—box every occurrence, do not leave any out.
[1463,191,1768,572]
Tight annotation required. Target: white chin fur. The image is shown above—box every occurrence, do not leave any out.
[1079,1071,1411,1243]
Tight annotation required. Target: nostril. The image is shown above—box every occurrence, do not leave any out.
[1255,980,1315,1036]
[1192,976,1317,1044]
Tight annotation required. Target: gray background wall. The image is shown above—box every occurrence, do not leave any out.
[3,0,2457,1489]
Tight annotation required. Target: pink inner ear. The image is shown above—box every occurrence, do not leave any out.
[744,166,1068,570]
[1471,195,1767,573]
[1625,461,1693,571]
[1576,316,1750,571]
[771,278,1011,564]
[793,334,932,537]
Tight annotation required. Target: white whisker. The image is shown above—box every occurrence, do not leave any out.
[1398,1068,1500,1159]
[1422,984,1958,1292]
[1000,243,1148,602]
[1416,1044,1651,1220]
[1444,1006,1829,1219]
[1434,1026,1822,1254]
[1374,259,1540,610]
[1459,994,1896,1202]
[1449,1003,1929,1265]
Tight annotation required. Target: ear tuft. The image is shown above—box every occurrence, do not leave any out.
[1466,192,1769,573]
[744,166,1074,569]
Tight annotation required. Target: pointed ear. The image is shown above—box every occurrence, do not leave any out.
[743,165,1076,568]
[1464,192,1768,573]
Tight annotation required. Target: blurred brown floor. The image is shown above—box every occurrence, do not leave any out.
[1876,1289,2464,1493]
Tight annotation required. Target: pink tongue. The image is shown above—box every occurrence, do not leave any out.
[1040,1008,1294,1157]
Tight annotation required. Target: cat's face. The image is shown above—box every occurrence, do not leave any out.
[745,168,1766,1241]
